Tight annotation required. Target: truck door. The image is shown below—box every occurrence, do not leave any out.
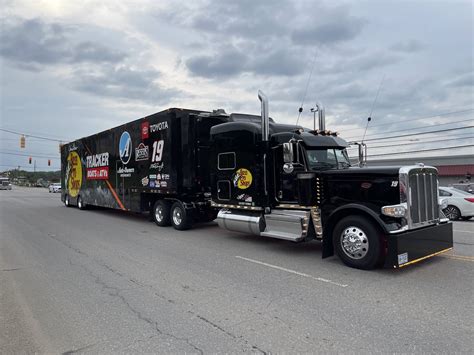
[273,144,305,203]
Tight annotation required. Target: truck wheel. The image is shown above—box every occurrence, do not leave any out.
[153,200,171,226]
[170,201,192,230]
[443,205,460,221]
[77,195,87,210]
[65,195,71,207]
[333,216,382,270]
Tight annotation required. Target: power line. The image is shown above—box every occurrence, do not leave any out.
[346,130,474,146]
[0,151,60,159]
[338,108,474,133]
[366,144,474,158]
[344,119,473,141]
[347,136,474,150]
[354,125,474,142]
[0,127,70,142]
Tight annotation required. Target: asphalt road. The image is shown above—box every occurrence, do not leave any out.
[1,187,473,354]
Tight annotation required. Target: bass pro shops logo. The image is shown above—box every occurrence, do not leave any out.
[233,168,253,189]
[66,151,82,197]
[119,131,132,164]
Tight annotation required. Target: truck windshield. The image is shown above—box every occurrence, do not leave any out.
[306,149,351,170]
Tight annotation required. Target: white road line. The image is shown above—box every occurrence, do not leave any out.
[235,256,348,288]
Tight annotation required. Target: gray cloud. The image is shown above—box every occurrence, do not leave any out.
[0,18,126,70]
[291,7,366,45]
[186,46,306,78]
[68,65,179,104]
[447,72,474,88]
[390,39,424,53]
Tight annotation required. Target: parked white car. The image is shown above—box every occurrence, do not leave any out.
[439,187,474,221]
[49,183,61,193]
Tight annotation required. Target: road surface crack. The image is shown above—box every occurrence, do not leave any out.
[67,258,203,354]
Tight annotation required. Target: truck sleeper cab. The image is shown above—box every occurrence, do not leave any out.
[211,91,453,269]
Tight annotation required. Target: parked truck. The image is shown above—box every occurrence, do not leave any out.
[61,91,453,269]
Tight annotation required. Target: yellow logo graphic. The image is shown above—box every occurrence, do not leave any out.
[234,168,252,189]
[66,151,82,197]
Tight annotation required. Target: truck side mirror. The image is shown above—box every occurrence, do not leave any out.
[283,142,298,163]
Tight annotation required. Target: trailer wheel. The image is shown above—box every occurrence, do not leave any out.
[333,216,382,270]
[170,201,193,230]
[153,200,171,226]
[64,194,71,207]
[77,195,87,210]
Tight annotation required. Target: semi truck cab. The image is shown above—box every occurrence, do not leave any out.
[210,91,453,269]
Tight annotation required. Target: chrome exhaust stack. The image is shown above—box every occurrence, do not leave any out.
[258,90,269,141]
[317,104,325,131]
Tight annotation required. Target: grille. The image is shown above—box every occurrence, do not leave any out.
[407,168,439,227]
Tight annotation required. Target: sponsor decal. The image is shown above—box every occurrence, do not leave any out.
[160,181,167,187]
[150,121,169,132]
[150,162,164,171]
[149,180,156,188]
[233,168,252,189]
[141,176,149,187]
[66,151,82,197]
[119,131,132,164]
[117,167,134,178]
[149,174,157,179]
[236,193,253,202]
[68,143,78,152]
[361,182,372,189]
[151,140,164,162]
[391,181,399,187]
[135,143,149,161]
[86,152,109,180]
[141,121,149,139]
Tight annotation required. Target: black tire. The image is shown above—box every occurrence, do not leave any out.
[77,195,86,210]
[443,205,461,221]
[461,216,472,221]
[153,200,171,226]
[333,215,383,270]
[170,201,193,230]
[64,194,71,207]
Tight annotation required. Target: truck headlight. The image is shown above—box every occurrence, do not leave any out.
[381,204,406,218]
[439,198,448,210]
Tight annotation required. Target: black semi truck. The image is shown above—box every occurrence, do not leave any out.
[61,91,453,269]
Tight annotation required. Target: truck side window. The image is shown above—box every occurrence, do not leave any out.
[218,152,236,170]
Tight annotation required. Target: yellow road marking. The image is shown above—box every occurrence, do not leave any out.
[438,253,474,262]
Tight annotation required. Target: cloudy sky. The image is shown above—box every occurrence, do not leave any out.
[0,0,472,171]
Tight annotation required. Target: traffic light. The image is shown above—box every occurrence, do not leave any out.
[29,157,32,164]
[48,159,51,166]
[20,135,25,148]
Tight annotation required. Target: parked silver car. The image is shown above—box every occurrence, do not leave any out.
[49,183,61,193]
[439,187,474,221]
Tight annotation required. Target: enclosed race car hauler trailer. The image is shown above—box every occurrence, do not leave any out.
[62,93,453,269]
[61,108,229,229]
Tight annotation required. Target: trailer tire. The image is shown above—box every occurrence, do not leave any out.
[333,215,382,270]
[170,201,193,230]
[64,194,71,207]
[153,200,171,226]
[77,195,86,210]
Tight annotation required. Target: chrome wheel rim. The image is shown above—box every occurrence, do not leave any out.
[341,226,369,260]
[172,207,183,226]
[443,206,459,220]
[78,197,82,208]
[65,196,69,206]
[155,205,164,222]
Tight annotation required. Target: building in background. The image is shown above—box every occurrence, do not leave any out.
[367,154,473,189]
